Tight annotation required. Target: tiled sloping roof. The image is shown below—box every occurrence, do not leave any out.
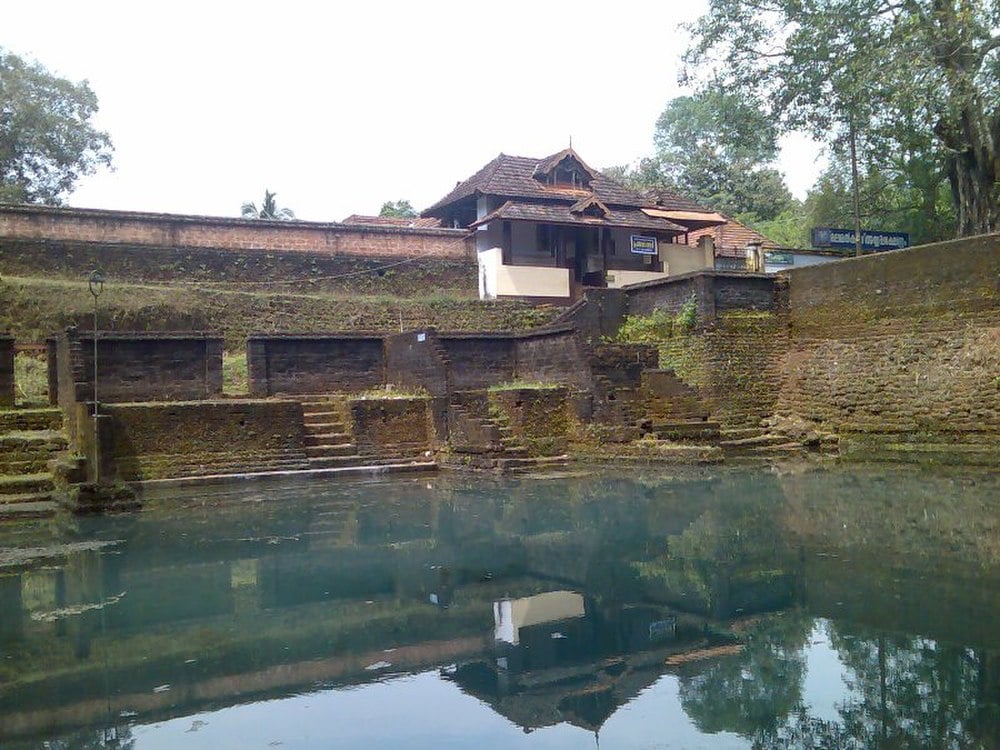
[688,216,780,257]
[470,200,687,234]
[424,152,652,214]
[342,214,442,228]
[649,188,715,214]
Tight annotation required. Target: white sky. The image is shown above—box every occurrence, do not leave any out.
[4,1,824,222]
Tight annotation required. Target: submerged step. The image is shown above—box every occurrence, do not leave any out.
[0,473,55,495]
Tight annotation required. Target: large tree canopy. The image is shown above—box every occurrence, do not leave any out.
[379,199,417,218]
[607,92,796,223]
[0,48,113,205]
[684,0,1000,236]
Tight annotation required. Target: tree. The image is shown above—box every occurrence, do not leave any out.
[241,189,295,220]
[684,0,1000,236]
[379,199,417,218]
[635,93,796,222]
[0,48,113,205]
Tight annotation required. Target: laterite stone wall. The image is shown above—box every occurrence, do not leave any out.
[349,398,432,459]
[247,335,385,395]
[775,235,1000,459]
[102,400,307,481]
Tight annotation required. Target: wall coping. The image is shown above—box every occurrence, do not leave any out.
[621,269,774,292]
[72,330,224,341]
[0,202,468,238]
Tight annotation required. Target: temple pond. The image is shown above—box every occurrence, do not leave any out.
[1,464,998,748]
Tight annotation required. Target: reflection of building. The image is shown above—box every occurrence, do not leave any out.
[449,590,685,734]
[422,148,724,300]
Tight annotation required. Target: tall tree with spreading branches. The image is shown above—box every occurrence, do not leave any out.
[684,0,1000,236]
[0,48,113,205]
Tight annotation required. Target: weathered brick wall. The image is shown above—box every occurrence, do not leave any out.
[385,329,450,396]
[489,387,570,456]
[247,334,386,396]
[773,235,1000,459]
[0,204,472,258]
[0,334,13,407]
[513,326,592,389]
[552,289,628,341]
[0,239,475,297]
[71,332,224,402]
[100,400,307,481]
[349,397,432,458]
[786,235,1000,336]
[660,313,788,428]
[438,335,517,390]
[625,271,776,325]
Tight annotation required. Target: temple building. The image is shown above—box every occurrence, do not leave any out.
[422,148,726,301]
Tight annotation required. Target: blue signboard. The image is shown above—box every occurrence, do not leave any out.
[811,227,909,251]
[630,235,658,255]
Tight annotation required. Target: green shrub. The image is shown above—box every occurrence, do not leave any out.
[616,307,674,343]
[675,293,698,333]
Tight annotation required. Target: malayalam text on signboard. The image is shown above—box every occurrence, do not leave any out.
[811,227,909,251]
[630,235,658,255]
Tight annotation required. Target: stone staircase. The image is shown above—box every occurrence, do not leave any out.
[719,425,804,457]
[0,408,67,520]
[447,397,567,473]
[299,396,366,469]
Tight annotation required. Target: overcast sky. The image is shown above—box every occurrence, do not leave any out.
[5,1,824,222]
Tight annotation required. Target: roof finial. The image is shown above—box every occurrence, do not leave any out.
[569,135,573,149]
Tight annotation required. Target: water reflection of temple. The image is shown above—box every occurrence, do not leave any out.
[1,469,999,747]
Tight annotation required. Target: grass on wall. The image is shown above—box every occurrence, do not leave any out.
[14,353,47,406]
[0,275,559,349]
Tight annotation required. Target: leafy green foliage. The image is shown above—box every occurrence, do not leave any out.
[616,307,675,343]
[675,293,698,333]
[683,0,1000,235]
[241,190,295,220]
[0,48,113,204]
[616,294,699,343]
[379,199,417,218]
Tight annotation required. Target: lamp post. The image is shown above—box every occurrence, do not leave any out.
[88,270,106,483]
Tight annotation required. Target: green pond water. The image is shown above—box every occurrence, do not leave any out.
[0,464,998,749]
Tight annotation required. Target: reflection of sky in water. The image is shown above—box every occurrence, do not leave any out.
[133,670,751,750]
[801,620,846,723]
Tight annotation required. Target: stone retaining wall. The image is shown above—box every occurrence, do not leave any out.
[247,334,385,395]
[98,400,307,481]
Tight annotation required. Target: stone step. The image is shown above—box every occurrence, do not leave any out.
[303,413,346,426]
[307,454,368,469]
[0,430,68,450]
[304,432,352,446]
[0,473,55,496]
[0,457,51,475]
[721,433,794,449]
[650,421,721,442]
[0,408,63,432]
[0,499,58,521]
[305,443,358,458]
[720,427,767,441]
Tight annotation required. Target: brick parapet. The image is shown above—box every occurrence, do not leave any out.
[0,203,472,260]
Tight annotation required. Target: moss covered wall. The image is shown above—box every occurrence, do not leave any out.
[102,400,307,481]
[776,235,1000,460]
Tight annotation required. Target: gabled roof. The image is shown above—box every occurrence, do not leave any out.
[531,147,600,183]
[470,200,686,234]
[424,151,654,214]
[687,215,781,257]
[342,214,442,228]
[569,194,610,218]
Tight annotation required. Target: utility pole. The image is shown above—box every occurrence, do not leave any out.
[849,117,863,257]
